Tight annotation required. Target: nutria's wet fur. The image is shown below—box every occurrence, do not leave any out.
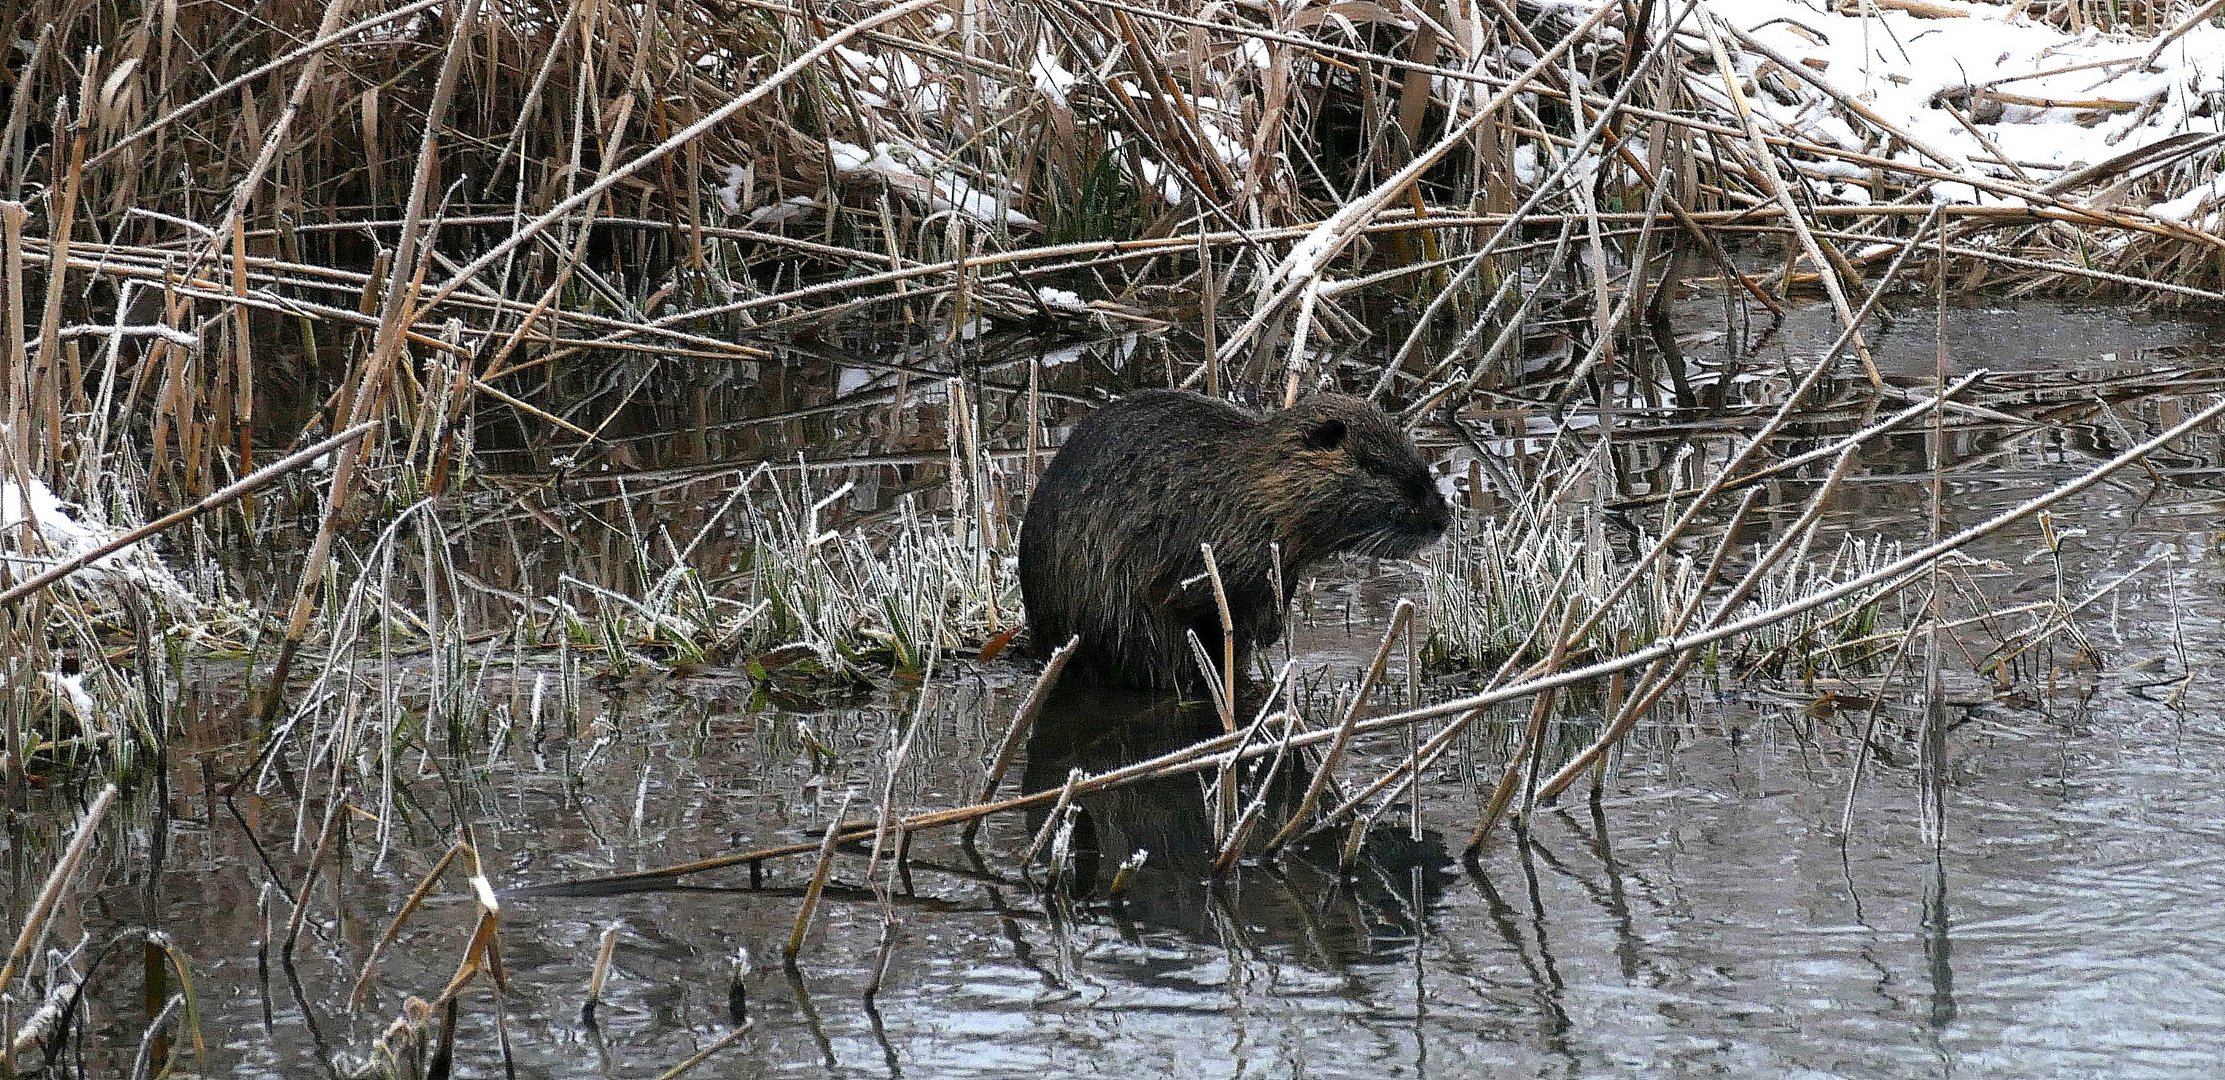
[1018,389,1451,690]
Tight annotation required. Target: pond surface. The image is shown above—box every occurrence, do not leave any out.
[11,299,2225,1078]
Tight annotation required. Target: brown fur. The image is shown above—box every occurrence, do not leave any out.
[1018,389,1450,689]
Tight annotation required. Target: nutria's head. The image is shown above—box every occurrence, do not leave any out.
[1262,394,1451,561]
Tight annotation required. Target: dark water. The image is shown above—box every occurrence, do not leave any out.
[10,301,2225,1078]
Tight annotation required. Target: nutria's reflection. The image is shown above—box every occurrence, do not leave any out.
[1020,686,1453,965]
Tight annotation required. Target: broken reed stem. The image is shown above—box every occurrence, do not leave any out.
[650,1022,753,1080]
[1186,630,1231,722]
[1199,543,1237,733]
[349,842,465,1010]
[31,116,83,474]
[1209,801,1264,878]
[583,924,620,1017]
[1262,600,1413,856]
[0,783,117,999]
[128,992,186,1080]
[784,792,853,965]
[2,202,26,464]
[866,682,933,890]
[1021,767,1085,868]
[1839,593,1931,835]
[1923,234,1957,849]
[1399,596,1443,834]
[961,635,1078,846]
[1212,708,1300,876]
[1107,850,1146,899]
[1208,688,1293,872]
[863,870,902,999]
[1211,678,1278,851]
[419,868,507,1055]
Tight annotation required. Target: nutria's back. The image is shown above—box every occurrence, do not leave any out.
[1018,389,1449,690]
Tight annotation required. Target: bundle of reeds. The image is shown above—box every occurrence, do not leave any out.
[3,0,2217,502]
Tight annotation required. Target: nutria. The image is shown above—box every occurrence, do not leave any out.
[1018,389,1450,690]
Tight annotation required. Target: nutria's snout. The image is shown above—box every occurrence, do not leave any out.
[1388,483,1459,556]
[1364,481,1451,559]
[1420,484,1453,536]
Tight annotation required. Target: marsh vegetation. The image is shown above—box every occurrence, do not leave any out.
[1,0,2222,1075]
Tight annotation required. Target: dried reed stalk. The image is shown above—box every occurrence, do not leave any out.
[0,784,118,999]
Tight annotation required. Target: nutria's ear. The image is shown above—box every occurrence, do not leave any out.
[1301,417,1347,451]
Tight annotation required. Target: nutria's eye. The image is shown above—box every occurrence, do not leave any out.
[1303,418,1347,451]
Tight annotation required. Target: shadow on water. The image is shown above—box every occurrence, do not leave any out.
[1017,687,1455,967]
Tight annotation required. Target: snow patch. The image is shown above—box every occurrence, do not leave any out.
[1,469,194,611]
[827,138,1039,229]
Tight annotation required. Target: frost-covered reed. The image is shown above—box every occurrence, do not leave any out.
[1423,487,1912,683]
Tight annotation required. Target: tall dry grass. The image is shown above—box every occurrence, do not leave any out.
[1,0,2215,495]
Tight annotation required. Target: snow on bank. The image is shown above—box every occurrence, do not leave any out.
[2,470,195,612]
[826,138,1039,229]
[708,0,2218,305]
[1697,0,2225,228]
